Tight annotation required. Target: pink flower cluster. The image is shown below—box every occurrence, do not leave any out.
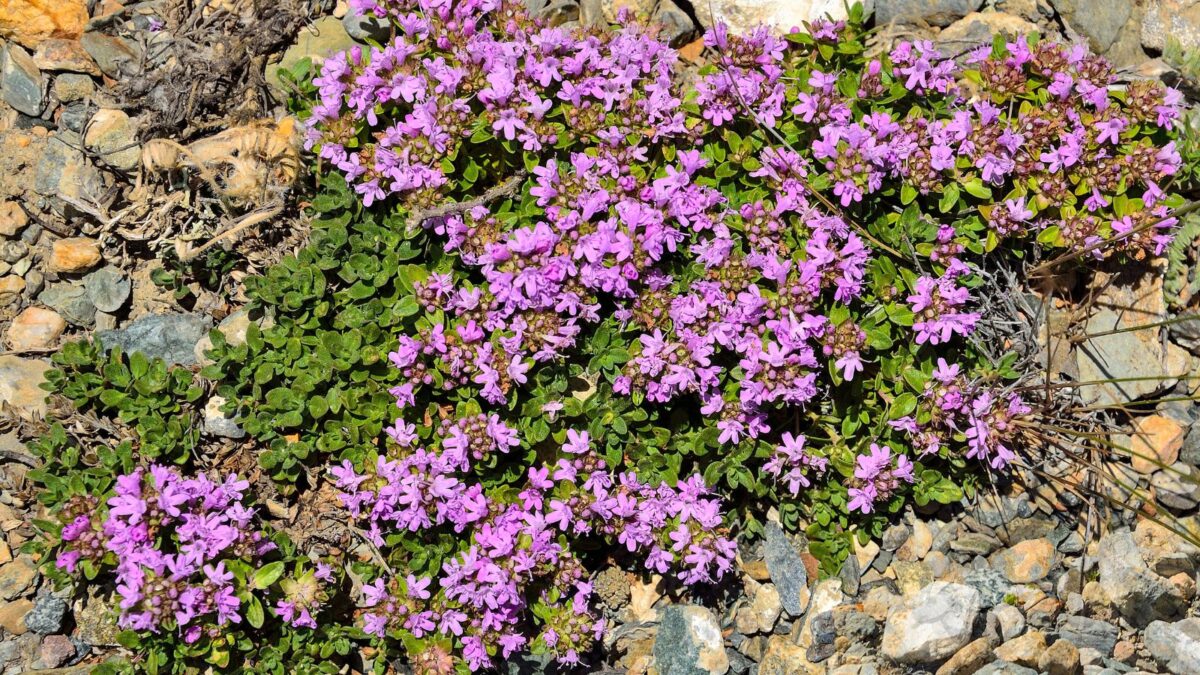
[56,467,274,642]
[332,426,735,669]
[306,0,1187,654]
[890,358,1032,471]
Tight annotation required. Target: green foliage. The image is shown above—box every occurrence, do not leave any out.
[150,248,240,305]
[204,172,426,488]
[25,4,1194,673]
[43,341,205,465]
[1165,210,1200,307]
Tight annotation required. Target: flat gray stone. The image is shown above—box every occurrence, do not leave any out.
[1096,530,1185,627]
[79,33,140,79]
[342,11,391,42]
[1,43,46,117]
[1057,615,1119,656]
[83,267,130,313]
[97,313,212,366]
[763,521,808,617]
[39,283,95,327]
[1052,0,1133,52]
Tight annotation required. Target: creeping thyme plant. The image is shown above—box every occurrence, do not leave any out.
[35,0,1189,672]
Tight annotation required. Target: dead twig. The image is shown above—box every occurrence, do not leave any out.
[404,170,529,235]
[176,204,285,262]
[87,0,165,31]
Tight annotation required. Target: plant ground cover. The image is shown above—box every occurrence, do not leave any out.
[22,0,1199,673]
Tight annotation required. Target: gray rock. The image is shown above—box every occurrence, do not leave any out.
[1077,308,1177,408]
[1057,615,1119,656]
[835,610,878,641]
[1150,464,1200,510]
[725,649,752,675]
[23,595,66,635]
[653,605,729,675]
[269,16,357,91]
[342,11,391,42]
[1096,530,1185,627]
[1059,532,1085,554]
[997,516,1056,544]
[654,4,696,45]
[763,522,807,617]
[875,0,983,27]
[1144,618,1200,673]
[973,494,1032,529]
[838,552,860,596]
[806,642,835,663]
[1,44,46,116]
[881,581,981,664]
[963,568,1011,608]
[203,395,246,439]
[59,103,92,133]
[0,634,38,673]
[79,33,140,79]
[1181,424,1200,467]
[1142,0,1200,51]
[952,532,1002,556]
[83,267,130,313]
[809,610,836,645]
[993,603,1026,641]
[882,524,909,551]
[53,73,94,104]
[38,283,95,327]
[97,313,212,366]
[0,241,26,264]
[1051,0,1132,52]
[34,133,83,197]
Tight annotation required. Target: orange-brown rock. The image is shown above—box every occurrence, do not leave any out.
[0,201,25,237]
[50,237,101,273]
[7,307,65,350]
[32,38,99,75]
[1130,414,1185,474]
[0,0,88,49]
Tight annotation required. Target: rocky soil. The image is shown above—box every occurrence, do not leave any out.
[1,0,1200,673]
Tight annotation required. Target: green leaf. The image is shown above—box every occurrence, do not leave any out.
[252,561,285,589]
[247,595,265,628]
[962,178,992,200]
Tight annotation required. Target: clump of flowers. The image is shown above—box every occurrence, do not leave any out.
[56,466,274,642]
[332,425,735,669]
[51,0,1189,672]
[295,0,1186,669]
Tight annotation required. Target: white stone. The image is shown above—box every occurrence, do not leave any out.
[882,581,981,663]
